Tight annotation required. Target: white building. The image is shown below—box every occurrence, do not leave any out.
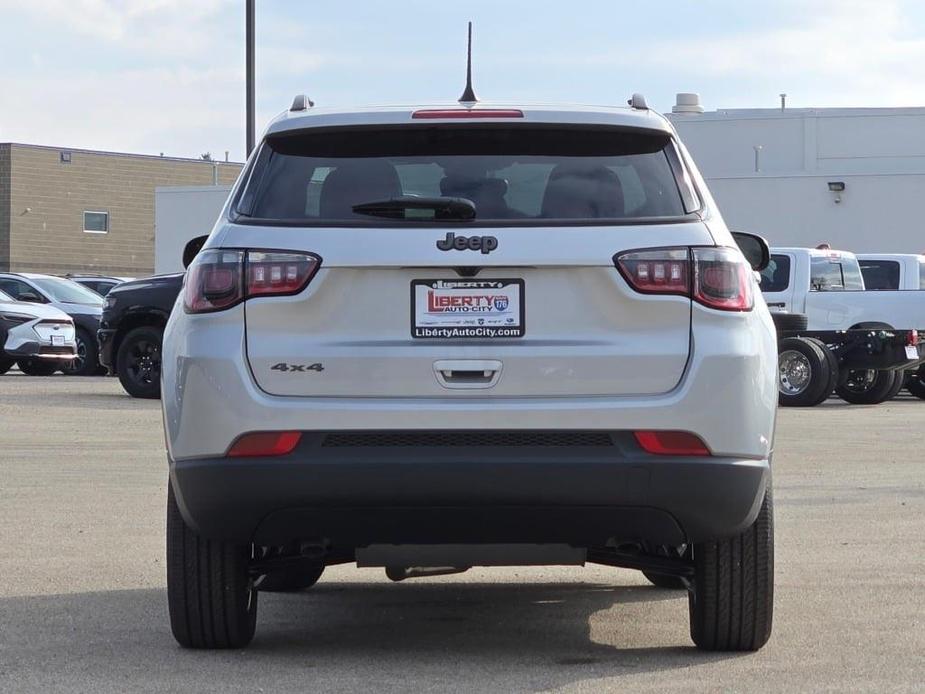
[666,95,925,253]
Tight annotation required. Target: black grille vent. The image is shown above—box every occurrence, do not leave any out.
[321,431,614,448]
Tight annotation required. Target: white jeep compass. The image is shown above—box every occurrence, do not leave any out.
[162,99,778,651]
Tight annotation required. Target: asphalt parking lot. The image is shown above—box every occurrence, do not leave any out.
[1,375,923,693]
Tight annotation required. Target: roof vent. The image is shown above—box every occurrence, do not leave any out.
[627,93,649,110]
[290,94,315,112]
[672,93,704,114]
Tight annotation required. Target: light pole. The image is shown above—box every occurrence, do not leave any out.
[245,0,255,157]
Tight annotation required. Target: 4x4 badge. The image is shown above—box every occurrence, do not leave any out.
[436,232,498,255]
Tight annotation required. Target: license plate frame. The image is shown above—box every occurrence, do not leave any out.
[411,278,525,339]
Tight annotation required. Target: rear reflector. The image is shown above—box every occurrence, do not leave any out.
[634,431,710,456]
[411,109,524,119]
[227,431,302,458]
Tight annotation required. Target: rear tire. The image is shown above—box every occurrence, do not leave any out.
[883,369,906,401]
[835,369,897,405]
[61,327,100,376]
[643,571,687,590]
[16,358,58,376]
[689,487,774,651]
[777,337,831,407]
[166,483,257,649]
[801,337,838,405]
[907,365,925,400]
[116,326,163,399]
[0,356,15,374]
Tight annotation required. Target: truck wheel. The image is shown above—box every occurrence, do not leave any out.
[167,483,257,649]
[835,369,897,405]
[802,337,838,405]
[16,358,58,376]
[907,366,925,400]
[60,327,100,376]
[643,571,687,590]
[257,563,324,592]
[770,312,808,333]
[0,356,15,374]
[883,370,906,401]
[689,486,774,651]
[777,337,831,407]
[116,326,163,399]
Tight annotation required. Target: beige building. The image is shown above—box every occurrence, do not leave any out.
[0,143,242,276]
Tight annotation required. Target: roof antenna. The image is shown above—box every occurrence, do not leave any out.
[458,22,478,103]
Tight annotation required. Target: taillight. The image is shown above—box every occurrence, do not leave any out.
[634,431,711,456]
[692,247,754,311]
[184,249,320,313]
[248,251,320,297]
[227,431,302,457]
[184,249,245,313]
[615,249,690,296]
[615,246,753,312]
[907,330,919,347]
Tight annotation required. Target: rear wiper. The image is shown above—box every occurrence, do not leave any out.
[351,196,476,221]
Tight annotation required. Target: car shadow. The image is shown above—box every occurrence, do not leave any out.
[1,581,745,692]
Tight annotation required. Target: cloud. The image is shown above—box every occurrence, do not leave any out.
[517,0,925,107]
[0,0,237,57]
[2,0,925,159]
[0,64,246,158]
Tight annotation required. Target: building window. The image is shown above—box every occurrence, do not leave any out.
[60,151,72,163]
[83,210,109,234]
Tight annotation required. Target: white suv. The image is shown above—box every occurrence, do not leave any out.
[162,100,777,651]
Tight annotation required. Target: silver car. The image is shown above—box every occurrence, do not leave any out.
[162,100,778,651]
[0,288,76,375]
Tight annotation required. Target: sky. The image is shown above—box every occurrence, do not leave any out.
[2,0,925,161]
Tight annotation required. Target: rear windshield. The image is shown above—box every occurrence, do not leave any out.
[810,256,865,291]
[234,126,697,225]
[859,259,900,290]
[759,254,791,292]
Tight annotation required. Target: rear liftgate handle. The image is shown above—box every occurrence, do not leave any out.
[433,360,502,390]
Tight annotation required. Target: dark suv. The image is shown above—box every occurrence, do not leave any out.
[98,273,182,398]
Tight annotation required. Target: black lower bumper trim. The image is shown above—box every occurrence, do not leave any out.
[97,328,115,370]
[169,441,769,547]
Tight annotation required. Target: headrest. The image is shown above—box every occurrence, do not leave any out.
[319,161,402,219]
[540,165,624,219]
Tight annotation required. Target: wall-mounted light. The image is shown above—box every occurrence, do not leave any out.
[828,181,845,204]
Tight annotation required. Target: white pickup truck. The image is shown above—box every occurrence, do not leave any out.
[857,253,925,291]
[762,247,925,330]
[757,246,924,407]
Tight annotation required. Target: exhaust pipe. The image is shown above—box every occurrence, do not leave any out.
[385,566,471,582]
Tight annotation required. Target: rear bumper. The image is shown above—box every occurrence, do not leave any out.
[169,433,769,548]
